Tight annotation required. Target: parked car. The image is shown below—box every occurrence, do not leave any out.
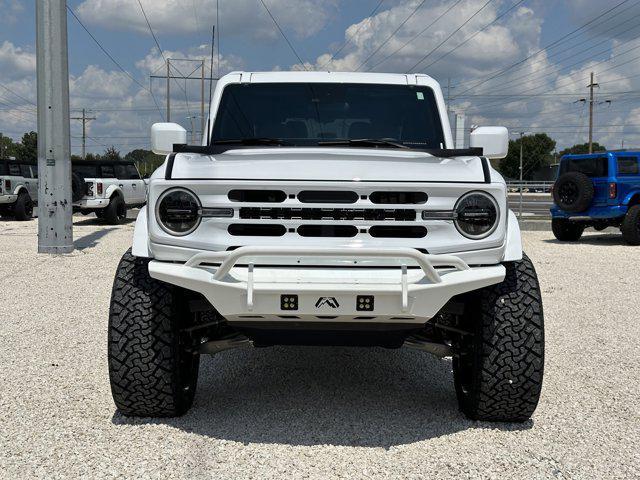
[108,71,544,422]
[0,158,37,220]
[551,151,640,244]
[72,160,146,224]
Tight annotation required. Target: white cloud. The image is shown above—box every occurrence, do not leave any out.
[0,41,36,80]
[76,0,337,40]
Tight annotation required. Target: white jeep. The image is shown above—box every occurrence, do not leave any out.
[0,158,37,220]
[72,160,146,224]
[108,72,544,422]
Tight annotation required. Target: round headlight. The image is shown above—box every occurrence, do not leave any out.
[454,192,499,239]
[156,188,201,236]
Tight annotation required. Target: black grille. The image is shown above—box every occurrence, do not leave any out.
[239,207,416,221]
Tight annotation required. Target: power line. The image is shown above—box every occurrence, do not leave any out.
[365,0,465,72]
[320,0,386,70]
[258,0,308,69]
[136,0,165,62]
[66,5,165,120]
[421,0,526,70]
[407,0,494,73]
[355,0,428,71]
[455,8,640,101]
[453,0,633,96]
[0,83,36,106]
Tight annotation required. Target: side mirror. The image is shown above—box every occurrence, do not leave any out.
[151,123,187,155]
[470,126,508,160]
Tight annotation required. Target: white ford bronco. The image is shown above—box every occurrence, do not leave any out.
[0,158,37,220]
[72,160,147,224]
[108,72,544,422]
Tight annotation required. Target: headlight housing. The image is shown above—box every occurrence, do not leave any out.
[454,191,499,239]
[156,188,201,236]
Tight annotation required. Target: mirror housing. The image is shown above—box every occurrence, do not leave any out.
[470,126,508,160]
[151,123,187,155]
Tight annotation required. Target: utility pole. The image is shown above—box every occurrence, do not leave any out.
[166,58,171,122]
[71,108,96,159]
[588,72,598,154]
[0,132,4,159]
[446,78,454,113]
[36,0,73,253]
[519,131,525,220]
[201,60,205,144]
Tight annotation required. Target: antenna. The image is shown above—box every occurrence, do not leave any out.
[206,25,215,146]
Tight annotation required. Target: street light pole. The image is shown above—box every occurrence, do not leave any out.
[36,0,73,254]
[519,131,524,220]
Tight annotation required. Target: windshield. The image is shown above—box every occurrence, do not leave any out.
[211,83,445,149]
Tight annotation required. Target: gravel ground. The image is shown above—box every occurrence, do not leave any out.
[0,215,638,479]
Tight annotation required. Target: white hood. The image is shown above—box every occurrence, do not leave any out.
[168,147,486,183]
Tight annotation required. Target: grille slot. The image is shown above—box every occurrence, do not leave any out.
[370,191,427,204]
[298,190,358,204]
[228,224,286,236]
[369,226,427,238]
[297,225,358,238]
[228,189,286,203]
[240,207,416,221]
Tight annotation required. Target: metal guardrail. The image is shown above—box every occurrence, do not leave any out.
[505,181,554,219]
[506,181,554,193]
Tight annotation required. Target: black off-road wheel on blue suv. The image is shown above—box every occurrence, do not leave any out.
[108,249,200,417]
[453,254,544,422]
[552,218,584,242]
[621,205,640,245]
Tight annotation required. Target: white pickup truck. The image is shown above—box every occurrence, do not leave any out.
[72,160,146,224]
[0,159,37,220]
[108,72,544,422]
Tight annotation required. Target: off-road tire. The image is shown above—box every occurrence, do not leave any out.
[71,172,86,203]
[453,254,544,422]
[103,195,127,225]
[553,172,594,212]
[13,191,33,221]
[108,249,200,417]
[551,218,584,242]
[621,205,640,245]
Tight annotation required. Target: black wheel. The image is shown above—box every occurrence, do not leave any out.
[103,195,127,225]
[621,205,640,245]
[13,191,33,221]
[108,249,200,417]
[71,172,86,203]
[552,172,594,212]
[552,218,584,241]
[453,254,544,422]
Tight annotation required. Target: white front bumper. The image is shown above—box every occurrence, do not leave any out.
[148,246,505,324]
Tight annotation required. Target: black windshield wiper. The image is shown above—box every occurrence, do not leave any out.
[317,138,411,149]
[213,138,290,146]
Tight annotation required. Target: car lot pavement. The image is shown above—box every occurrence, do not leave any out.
[0,215,638,479]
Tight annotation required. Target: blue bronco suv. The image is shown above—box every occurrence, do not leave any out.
[551,151,640,245]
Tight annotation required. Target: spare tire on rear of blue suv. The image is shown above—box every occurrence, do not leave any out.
[553,171,594,213]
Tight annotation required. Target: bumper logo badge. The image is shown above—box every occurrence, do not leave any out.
[315,297,339,309]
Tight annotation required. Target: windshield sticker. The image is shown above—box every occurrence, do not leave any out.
[416,92,424,100]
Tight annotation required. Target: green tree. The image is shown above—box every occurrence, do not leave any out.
[0,133,20,159]
[102,146,121,162]
[125,148,164,177]
[558,142,606,157]
[16,131,38,162]
[499,133,557,180]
